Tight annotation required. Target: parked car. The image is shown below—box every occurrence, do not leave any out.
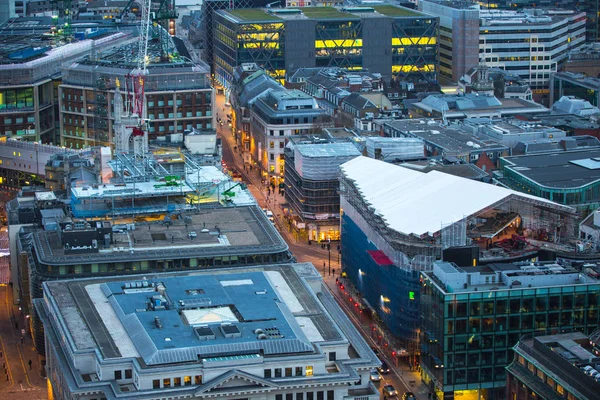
[382,385,397,397]
[378,361,390,374]
[369,369,381,382]
[402,393,416,400]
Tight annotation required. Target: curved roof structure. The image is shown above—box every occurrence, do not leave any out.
[340,156,574,237]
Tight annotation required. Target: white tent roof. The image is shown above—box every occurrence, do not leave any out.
[340,156,571,237]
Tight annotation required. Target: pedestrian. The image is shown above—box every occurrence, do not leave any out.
[15,322,18,330]
[20,337,24,344]
[333,268,336,276]
[28,359,32,370]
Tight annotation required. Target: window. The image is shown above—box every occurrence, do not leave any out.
[114,370,122,380]
[295,367,303,376]
[152,379,160,389]
[327,391,334,400]
[264,369,272,378]
[285,367,293,377]
[277,395,283,400]
[195,375,202,385]
[306,366,313,377]
[270,141,275,149]
[317,391,324,400]
[184,376,192,386]
[275,368,282,377]
[279,130,284,136]
[287,394,293,400]
[297,394,304,400]
[329,352,337,361]
[270,130,274,136]
[307,393,314,400]
[557,385,565,395]
[125,369,132,379]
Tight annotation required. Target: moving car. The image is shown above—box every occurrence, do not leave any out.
[378,361,390,374]
[402,393,416,400]
[369,369,381,382]
[382,385,397,397]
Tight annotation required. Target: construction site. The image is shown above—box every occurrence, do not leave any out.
[338,156,581,349]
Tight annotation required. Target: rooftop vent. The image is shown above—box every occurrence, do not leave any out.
[194,326,216,341]
[154,316,163,329]
[220,324,242,338]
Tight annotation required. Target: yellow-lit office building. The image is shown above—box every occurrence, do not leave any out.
[212,5,439,88]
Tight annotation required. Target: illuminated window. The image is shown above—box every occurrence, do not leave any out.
[194,375,202,385]
[184,376,191,386]
[306,366,313,376]
[163,378,171,388]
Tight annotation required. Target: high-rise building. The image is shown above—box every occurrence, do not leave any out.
[419,0,480,83]
[420,261,600,400]
[506,331,600,400]
[35,263,381,399]
[482,0,600,41]
[212,6,439,88]
[418,2,586,90]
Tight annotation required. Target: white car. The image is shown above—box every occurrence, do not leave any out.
[265,210,274,218]
[369,370,381,382]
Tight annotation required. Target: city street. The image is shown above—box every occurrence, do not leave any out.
[215,93,431,400]
[0,285,46,399]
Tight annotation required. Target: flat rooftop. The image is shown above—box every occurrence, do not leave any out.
[427,261,600,294]
[32,205,288,265]
[502,149,600,189]
[222,5,423,23]
[42,263,343,365]
[386,120,507,153]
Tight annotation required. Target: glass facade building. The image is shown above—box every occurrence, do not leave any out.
[212,6,438,87]
[420,261,600,400]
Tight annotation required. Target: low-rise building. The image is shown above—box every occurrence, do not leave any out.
[499,149,600,208]
[462,119,567,149]
[420,261,600,400]
[506,332,600,400]
[249,89,330,185]
[408,93,548,120]
[383,119,509,169]
[550,72,600,108]
[35,263,380,399]
[564,42,600,78]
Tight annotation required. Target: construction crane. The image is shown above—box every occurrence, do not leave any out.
[221,183,245,202]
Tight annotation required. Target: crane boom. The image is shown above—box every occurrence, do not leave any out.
[133,0,152,119]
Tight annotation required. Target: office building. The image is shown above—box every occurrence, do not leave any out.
[479,9,586,90]
[461,118,567,149]
[249,88,330,185]
[339,156,577,352]
[485,0,600,41]
[59,34,212,149]
[420,261,600,400]
[212,5,438,88]
[550,72,600,108]
[0,29,129,144]
[506,331,600,400]
[419,0,480,83]
[419,2,586,89]
[500,149,600,207]
[35,263,381,399]
[284,139,359,242]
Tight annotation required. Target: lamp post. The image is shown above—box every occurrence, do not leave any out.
[327,241,331,276]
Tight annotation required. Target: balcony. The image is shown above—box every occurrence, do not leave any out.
[344,382,379,400]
